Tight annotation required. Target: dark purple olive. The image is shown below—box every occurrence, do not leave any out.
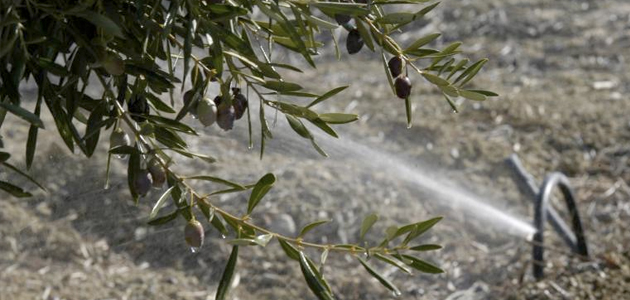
[346,29,364,55]
[388,56,404,78]
[184,219,204,249]
[395,76,412,99]
[148,159,166,189]
[335,14,352,25]
[134,169,153,197]
[232,89,248,120]
[216,105,235,131]
[128,94,149,122]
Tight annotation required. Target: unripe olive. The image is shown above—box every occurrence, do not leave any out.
[217,105,235,131]
[184,219,205,249]
[197,97,218,127]
[183,90,199,119]
[388,56,404,78]
[346,29,364,55]
[134,169,153,197]
[102,52,125,76]
[147,159,166,189]
[395,75,412,99]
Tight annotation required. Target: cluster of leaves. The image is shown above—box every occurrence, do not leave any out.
[0,0,496,298]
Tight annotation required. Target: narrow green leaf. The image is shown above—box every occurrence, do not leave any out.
[357,257,401,296]
[402,217,442,246]
[396,254,444,274]
[446,58,469,80]
[147,210,179,225]
[405,33,441,52]
[2,162,46,191]
[149,186,175,219]
[440,85,459,97]
[468,89,499,97]
[360,213,379,240]
[422,73,450,86]
[409,244,443,251]
[458,89,487,101]
[0,181,32,198]
[278,239,300,261]
[263,80,303,92]
[453,58,488,85]
[210,213,229,236]
[307,118,339,138]
[381,51,396,96]
[144,115,197,135]
[443,93,458,113]
[312,2,370,16]
[299,219,331,238]
[318,113,358,124]
[310,139,329,157]
[215,246,239,300]
[286,115,313,139]
[0,102,45,129]
[373,253,412,274]
[405,96,412,128]
[298,252,335,300]
[246,173,276,214]
[185,176,245,190]
[307,86,348,108]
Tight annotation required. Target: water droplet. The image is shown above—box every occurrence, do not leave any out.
[191,115,198,119]
[104,182,110,190]
[220,234,226,239]
[190,247,201,253]
[391,290,402,297]
[114,154,129,160]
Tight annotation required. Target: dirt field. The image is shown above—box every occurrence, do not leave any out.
[2,0,630,299]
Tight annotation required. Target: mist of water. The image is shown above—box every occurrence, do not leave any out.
[319,134,538,238]
[243,113,537,239]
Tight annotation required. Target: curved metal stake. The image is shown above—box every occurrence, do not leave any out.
[532,172,589,280]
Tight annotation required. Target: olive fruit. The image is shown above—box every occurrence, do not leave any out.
[232,88,248,120]
[110,128,131,159]
[388,56,404,78]
[184,219,205,249]
[346,29,364,55]
[216,105,235,131]
[102,52,125,76]
[128,94,149,122]
[197,97,217,127]
[394,75,412,99]
[183,90,199,119]
[334,14,351,25]
[134,169,153,197]
[147,158,166,189]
